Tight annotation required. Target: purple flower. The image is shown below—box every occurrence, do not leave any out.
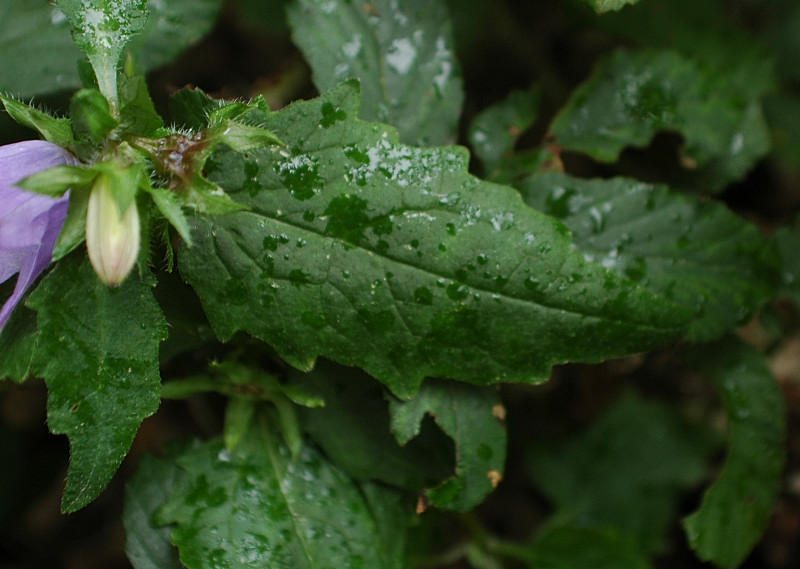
[0,140,76,331]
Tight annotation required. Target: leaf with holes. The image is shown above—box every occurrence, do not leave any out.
[549,49,771,191]
[683,337,786,569]
[389,379,506,512]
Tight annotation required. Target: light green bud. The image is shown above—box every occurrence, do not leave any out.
[85,175,140,286]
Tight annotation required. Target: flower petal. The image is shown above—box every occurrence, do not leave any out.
[0,141,77,330]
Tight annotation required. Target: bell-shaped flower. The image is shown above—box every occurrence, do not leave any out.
[0,140,76,332]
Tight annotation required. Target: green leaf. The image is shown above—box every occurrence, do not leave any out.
[549,49,771,191]
[27,253,166,512]
[179,82,690,398]
[168,87,226,130]
[291,361,455,490]
[123,452,184,569]
[389,379,506,511]
[518,172,777,342]
[0,307,38,382]
[118,73,163,136]
[528,392,714,553]
[683,337,786,569]
[0,96,75,147]
[156,414,412,569]
[468,87,540,179]
[522,524,650,569]
[288,0,463,146]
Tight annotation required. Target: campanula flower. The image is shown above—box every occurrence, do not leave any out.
[0,140,76,331]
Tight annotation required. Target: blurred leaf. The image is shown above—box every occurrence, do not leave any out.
[0,1,83,96]
[598,0,775,94]
[389,379,506,511]
[27,253,166,512]
[288,0,463,146]
[683,336,786,569]
[156,413,412,569]
[773,219,800,305]
[549,49,771,191]
[760,2,800,83]
[126,0,223,74]
[0,0,222,98]
[519,172,778,341]
[468,87,540,179]
[124,452,185,569]
[580,0,641,13]
[179,81,690,399]
[231,0,292,35]
[764,93,800,168]
[528,391,714,553]
[70,88,118,142]
[292,362,455,490]
[522,524,650,569]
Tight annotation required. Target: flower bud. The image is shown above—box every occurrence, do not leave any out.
[86,175,140,286]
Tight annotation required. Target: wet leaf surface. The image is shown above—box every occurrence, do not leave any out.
[156,413,412,569]
[179,81,690,397]
[288,0,463,146]
[519,172,778,341]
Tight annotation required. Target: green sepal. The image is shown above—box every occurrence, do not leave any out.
[53,189,91,261]
[0,95,74,147]
[144,186,193,246]
[93,147,146,213]
[184,173,249,214]
[119,73,163,136]
[70,88,119,142]
[169,87,225,130]
[208,120,284,152]
[18,164,98,197]
[207,101,254,124]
